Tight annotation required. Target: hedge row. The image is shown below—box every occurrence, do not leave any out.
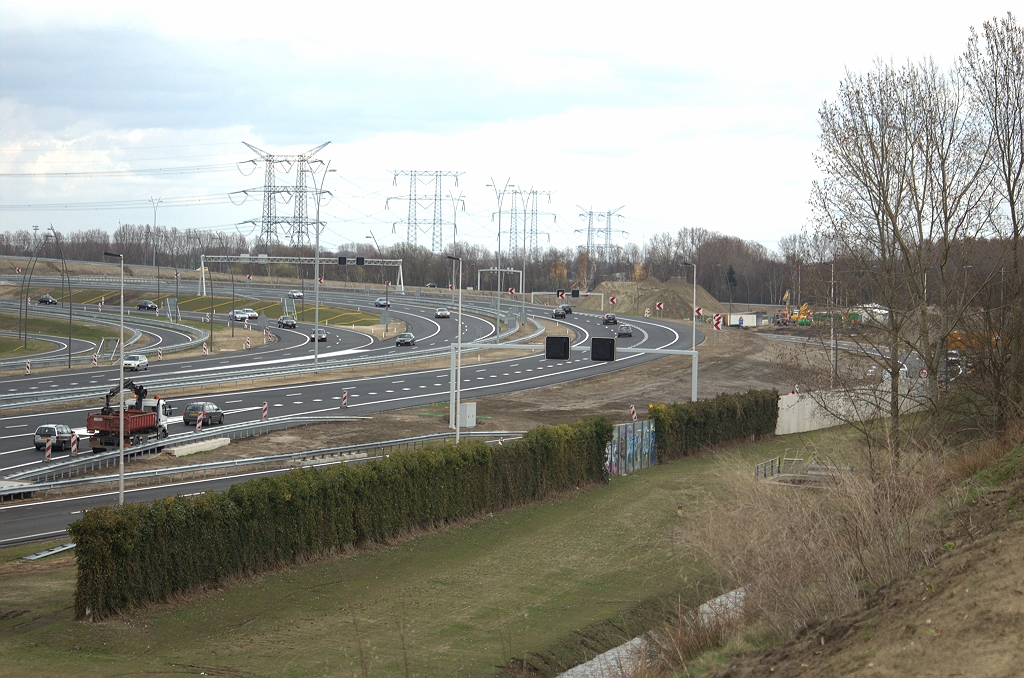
[648,388,779,460]
[69,417,613,619]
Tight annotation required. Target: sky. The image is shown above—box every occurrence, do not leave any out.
[0,1,1018,256]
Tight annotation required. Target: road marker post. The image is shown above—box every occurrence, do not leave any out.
[71,434,78,457]
[630,404,638,422]
[245,337,250,350]
[202,342,208,356]
[262,401,268,420]
[196,412,203,432]
[25,360,30,375]
[157,348,163,360]
[45,438,52,461]
[92,353,98,367]
[342,389,348,408]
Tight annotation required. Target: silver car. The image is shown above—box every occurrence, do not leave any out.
[123,354,149,371]
[34,424,74,451]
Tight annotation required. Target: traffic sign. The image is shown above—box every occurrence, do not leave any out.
[157,348,163,360]
[656,302,664,311]
[630,404,638,422]
[196,412,203,432]
[609,296,617,305]
[202,342,208,356]
[318,276,323,285]
[342,389,349,408]
[245,337,251,350]
[694,306,703,317]
[919,367,929,379]
[262,401,268,419]
[713,313,723,331]
[508,287,516,295]
[25,360,30,375]
[16,267,22,274]
[45,438,51,461]
[557,289,565,299]
[247,274,252,281]
[644,308,651,317]
[71,434,78,457]
[92,354,98,367]
[449,284,454,291]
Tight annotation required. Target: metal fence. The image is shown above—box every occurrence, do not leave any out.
[605,419,656,476]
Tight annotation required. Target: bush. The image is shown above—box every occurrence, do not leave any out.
[69,417,613,619]
[648,389,779,461]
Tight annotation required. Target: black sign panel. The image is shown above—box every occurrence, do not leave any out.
[591,337,616,362]
[545,336,570,360]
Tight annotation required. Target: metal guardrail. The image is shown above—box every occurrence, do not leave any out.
[0,316,543,413]
[3,430,526,499]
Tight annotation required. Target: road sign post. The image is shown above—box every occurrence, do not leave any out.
[262,401,268,420]
[157,348,163,360]
[45,438,51,461]
[202,342,208,356]
[25,360,30,375]
[342,389,348,408]
[196,412,203,432]
[71,434,78,457]
[92,354,98,367]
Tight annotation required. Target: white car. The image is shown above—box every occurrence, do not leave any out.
[229,309,248,321]
[435,308,451,318]
[242,308,258,319]
[288,290,304,299]
[123,354,149,371]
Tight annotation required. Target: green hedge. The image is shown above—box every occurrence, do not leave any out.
[648,389,779,461]
[69,417,613,619]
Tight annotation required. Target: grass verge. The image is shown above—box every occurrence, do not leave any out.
[0,431,806,677]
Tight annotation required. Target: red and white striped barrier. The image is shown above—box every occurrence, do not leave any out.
[204,313,210,322]
[196,412,203,432]
[25,360,30,375]
[92,353,98,367]
[44,438,52,461]
[630,404,638,422]
[245,337,250,350]
[342,389,348,408]
[261,401,268,420]
[71,434,79,457]
[243,319,249,331]
[202,342,208,356]
[157,348,163,360]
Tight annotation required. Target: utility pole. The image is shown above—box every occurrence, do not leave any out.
[388,171,462,252]
[488,178,514,327]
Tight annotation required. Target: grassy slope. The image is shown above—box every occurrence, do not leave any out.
[0,432,829,677]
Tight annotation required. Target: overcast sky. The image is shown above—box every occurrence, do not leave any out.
[0,1,1017,255]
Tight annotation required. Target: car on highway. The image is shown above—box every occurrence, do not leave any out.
[33,423,74,451]
[137,299,158,311]
[277,315,297,328]
[396,332,416,346]
[435,308,451,318]
[616,324,633,338]
[374,297,391,308]
[182,401,224,426]
[37,294,57,305]
[288,290,304,299]
[310,328,329,342]
[123,354,149,371]
[242,308,259,319]
[425,282,437,288]
[559,303,573,314]
[229,309,248,322]
[603,313,618,324]
[552,307,566,319]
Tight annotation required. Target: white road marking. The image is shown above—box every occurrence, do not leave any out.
[5,425,27,429]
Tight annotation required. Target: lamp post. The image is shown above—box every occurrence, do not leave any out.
[311,162,335,372]
[103,250,126,506]
[682,261,698,401]
[151,197,162,304]
[213,235,235,337]
[447,255,463,443]
[48,226,73,369]
[366,232,389,326]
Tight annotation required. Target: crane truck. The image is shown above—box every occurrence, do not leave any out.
[86,380,173,453]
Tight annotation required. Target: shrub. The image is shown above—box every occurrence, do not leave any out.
[648,389,779,460]
[69,417,612,619]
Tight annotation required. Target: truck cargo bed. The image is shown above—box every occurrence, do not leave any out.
[86,410,157,434]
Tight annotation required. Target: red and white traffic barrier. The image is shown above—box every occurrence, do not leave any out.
[262,401,268,420]
[630,404,638,422]
[157,348,163,360]
[342,389,348,408]
[92,353,98,367]
[71,434,79,457]
[25,360,30,375]
[204,313,210,322]
[245,337,250,350]
[196,412,203,432]
[202,342,208,356]
[44,438,52,461]
[243,319,249,331]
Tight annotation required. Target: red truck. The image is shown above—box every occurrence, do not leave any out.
[86,380,173,452]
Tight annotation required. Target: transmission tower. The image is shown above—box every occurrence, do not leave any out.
[602,206,625,251]
[388,171,462,252]
[239,142,330,251]
[509,189,552,258]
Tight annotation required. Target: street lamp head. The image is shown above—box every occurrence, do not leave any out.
[446,255,461,262]
[103,251,123,259]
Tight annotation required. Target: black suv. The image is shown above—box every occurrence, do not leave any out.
[277,315,297,328]
[37,294,57,305]
[137,299,158,311]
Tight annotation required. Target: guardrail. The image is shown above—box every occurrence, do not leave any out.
[0,316,543,413]
[2,430,526,500]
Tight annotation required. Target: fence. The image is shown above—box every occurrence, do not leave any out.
[605,419,656,476]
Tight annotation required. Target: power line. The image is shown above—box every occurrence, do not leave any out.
[0,163,240,178]
[386,171,462,253]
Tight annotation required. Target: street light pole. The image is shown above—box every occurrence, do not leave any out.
[311,162,335,373]
[151,197,162,304]
[488,178,513,328]
[367,232,389,326]
[447,255,463,443]
[49,227,73,369]
[683,261,698,401]
[103,250,125,506]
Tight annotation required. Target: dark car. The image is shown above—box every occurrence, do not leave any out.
[137,299,157,311]
[182,402,224,426]
[603,313,618,324]
[310,328,329,342]
[37,294,57,305]
[616,324,633,338]
[374,297,391,308]
[396,332,416,346]
[277,315,297,328]
[560,304,573,314]
[425,282,437,288]
[552,308,566,319]
[33,423,74,451]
